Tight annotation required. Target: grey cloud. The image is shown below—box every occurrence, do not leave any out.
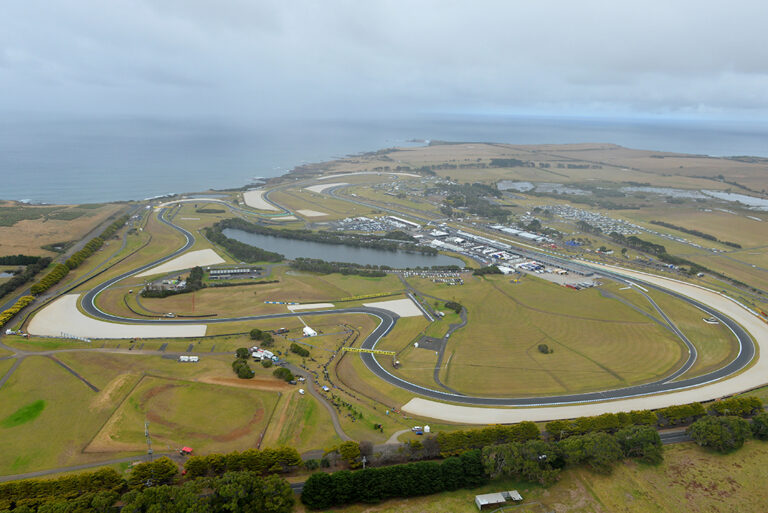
[1,0,767,120]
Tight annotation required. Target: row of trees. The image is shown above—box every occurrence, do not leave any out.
[0,468,124,511]
[687,412,768,453]
[0,255,42,265]
[544,398,762,438]
[301,450,486,509]
[484,425,663,486]
[290,258,387,277]
[435,422,540,456]
[0,295,34,327]
[215,218,437,255]
[183,448,303,478]
[290,343,309,357]
[0,257,51,299]
[141,266,206,298]
[545,410,658,439]
[650,220,742,248]
[472,265,502,276]
[0,463,294,513]
[29,263,70,295]
[204,225,284,263]
[28,215,129,296]
[64,214,129,270]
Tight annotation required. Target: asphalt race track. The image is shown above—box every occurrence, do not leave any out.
[79,205,757,407]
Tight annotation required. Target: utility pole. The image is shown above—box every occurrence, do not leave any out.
[144,420,154,461]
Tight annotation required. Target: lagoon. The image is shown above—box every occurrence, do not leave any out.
[222,228,464,268]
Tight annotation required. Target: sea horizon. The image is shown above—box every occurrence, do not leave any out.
[2,113,768,205]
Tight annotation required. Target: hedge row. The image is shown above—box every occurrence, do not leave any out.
[0,257,51,299]
[544,397,764,440]
[708,396,763,417]
[301,450,486,509]
[484,425,663,486]
[65,236,103,269]
[0,255,41,265]
[436,421,540,456]
[29,264,69,295]
[183,447,303,478]
[545,410,657,439]
[64,214,128,270]
[0,468,123,510]
[0,295,35,327]
[290,343,309,357]
[29,215,128,295]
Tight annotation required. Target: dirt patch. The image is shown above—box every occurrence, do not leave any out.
[89,373,135,411]
[200,376,291,392]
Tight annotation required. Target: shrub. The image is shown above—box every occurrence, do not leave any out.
[436,422,540,457]
[338,441,361,468]
[614,425,663,464]
[183,448,302,478]
[708,396,762,417]
[655,402,705,426]
[751,412,768,440]
[444,301,463,314]
[232,359,255,379]
[537,343,551,354]
[290,343,310,357]
[0,295,35,327]
[688,415,752,453]
[300,449,487,509]
[261,359,273,368]
[559,432,623,474]
[273,367,294,382]
[127,457,178,489]
[483,439,563,486]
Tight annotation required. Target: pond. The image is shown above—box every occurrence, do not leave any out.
[222,228,465,268]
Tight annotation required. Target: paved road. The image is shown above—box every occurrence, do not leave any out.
[72,200,756,408]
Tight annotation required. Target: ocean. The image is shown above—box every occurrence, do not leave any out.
[2,114,767,205]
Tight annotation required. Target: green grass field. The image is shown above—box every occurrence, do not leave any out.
[0,356,118,474]
[89,375,278,454]
[392,275,688,397]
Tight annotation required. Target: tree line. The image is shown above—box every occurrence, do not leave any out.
[0,459,294,513]
[0,255,43,265]
[29,214,130,296]
[650,220,741,248]
[0,257,51,299]
[301,449,486,509]
[484,425,663,485]
[214,217,437,255]
[203,225,284,263]
[290,258,387,277]
[183,447,303,478]
[0,295,35,328]
[141,266,205,298]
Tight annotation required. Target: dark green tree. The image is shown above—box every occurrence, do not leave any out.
[751,412,768,440]
[688,416,752,453]
[614,425,663,464]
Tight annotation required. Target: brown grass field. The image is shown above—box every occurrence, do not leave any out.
[0,202,126,257]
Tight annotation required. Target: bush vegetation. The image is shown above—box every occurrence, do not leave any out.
[301,450,486,510]
[290,343,309,357]
[687,415,752,453]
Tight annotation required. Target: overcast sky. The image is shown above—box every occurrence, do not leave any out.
[2,0,768,122]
